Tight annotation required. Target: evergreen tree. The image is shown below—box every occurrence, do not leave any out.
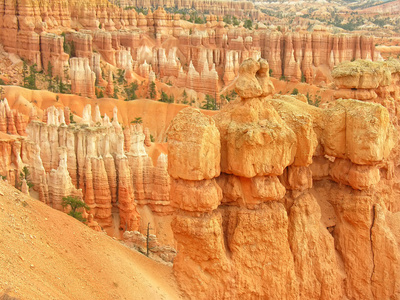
[223,15,232,25]
[18,166,34,190]
[201,94,217,110]
[125,81,139,100]
[182,89,188,104]
[62,196,90,223]
[301,72,306,83]
[22,61,29,88]
[159,91,169,102]
[22,63,38,90]
[63,65,71,93]
[47,61,55,92]
[159,91,175,103]
[113,85,119,99]
[244,19,253,30]
[149,81,156,99]
[117,69,127,85]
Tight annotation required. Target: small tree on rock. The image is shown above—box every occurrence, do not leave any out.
[18,166,34,190]
[62,195,90,223]
[22,60,29,88]
[182,89,188,104]
[117,69,127,85]
[47,61,55,92]
[27,64,38,90]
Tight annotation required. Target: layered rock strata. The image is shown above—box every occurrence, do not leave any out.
[69,57,96,98]
[0,0,382,100]
[0,99,27,136]
[332,59,400,121]
[0,103,174,233]
[167,57,400,300]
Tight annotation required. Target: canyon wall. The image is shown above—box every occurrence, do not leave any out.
[0,103,173,235]
[0,0,381,102]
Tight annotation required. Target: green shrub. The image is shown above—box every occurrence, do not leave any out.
[306,92,321,107]
[62,195,90,223]
[131,117,143,124]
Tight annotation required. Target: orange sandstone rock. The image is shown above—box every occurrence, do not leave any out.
[168,107,220,181]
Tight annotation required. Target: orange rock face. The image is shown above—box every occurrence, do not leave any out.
[41,33,70,78]
[166,57,400,300]
[0,99,26,136]
[69,57,96,98]
[168,107,220,181]
[3,104,175,233]
[0,0,380,100]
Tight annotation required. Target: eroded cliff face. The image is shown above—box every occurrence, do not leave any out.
[0,102,175,236]
[0,0,381,102]
[167,57,400,299]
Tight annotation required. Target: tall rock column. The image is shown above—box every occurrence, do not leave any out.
[112,109,140,231]
[214,58,300,299]
[70,57,96,98]
[168,107,233,299]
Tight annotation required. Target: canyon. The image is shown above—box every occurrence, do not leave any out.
[1,0,400,299]
[0,0,384,107]
[1,56,400,299]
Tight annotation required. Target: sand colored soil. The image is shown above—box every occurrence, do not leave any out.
[0,180,186,300]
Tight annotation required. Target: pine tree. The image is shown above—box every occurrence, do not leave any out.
[47,61,55,92]
[182,89,188,104]
[22,63,38,90]
[244,19,253,30]
[117,69,127,85]
[125,81,138,100]
[22,61,29,88]
[201,94,217,110]
[62,196,90,223]
[149,81,156,99]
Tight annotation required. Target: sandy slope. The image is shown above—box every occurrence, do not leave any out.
[0,180,186,300]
